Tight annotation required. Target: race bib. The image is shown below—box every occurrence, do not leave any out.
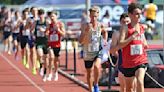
[130,44,143,55]
[88,42,99,52]
[50,34,58,41]
[22,29,30,36]
[4,26,11,32]
[37,31,45,37]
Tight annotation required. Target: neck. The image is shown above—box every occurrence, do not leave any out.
[91,20,97,26]
[33,14,38,18]
[131,22,139,27]
[40,18,45,22]
[53,19,57,24]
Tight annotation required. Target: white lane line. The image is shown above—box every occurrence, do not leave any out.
[0,53,45,92]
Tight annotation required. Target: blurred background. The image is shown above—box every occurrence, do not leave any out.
[0,0,163,41]
[0,0,164,90]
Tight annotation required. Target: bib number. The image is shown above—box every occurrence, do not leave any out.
[4,26,11,32]
[88,43,99,52]
[50,34,58,41]
[37,31,45,37]
[130,44,143,55]
[22,29,30,36]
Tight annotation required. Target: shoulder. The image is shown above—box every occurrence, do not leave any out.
[57,21,64,26]
[112,30,120,39]
[121,24,128,31]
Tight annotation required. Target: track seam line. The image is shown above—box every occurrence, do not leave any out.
[0,53,45,92]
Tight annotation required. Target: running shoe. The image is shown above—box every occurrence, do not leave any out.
[22,56,26,66]
[7,51,11,55]
[36,60,40,69]
[25,63,29,69]
[43,75,47,82]
[47,73,52,81]
[39,68,44,76]
[94,84,100,92]
[32,67,37,75]
[54,72,58,81]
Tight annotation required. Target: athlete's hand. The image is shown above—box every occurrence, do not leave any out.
[132,31,139,39]
[85,23,91,32]
[39,27,46,32]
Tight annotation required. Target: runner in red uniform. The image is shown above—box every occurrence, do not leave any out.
[119,3,148,92]
[46,11,65,81]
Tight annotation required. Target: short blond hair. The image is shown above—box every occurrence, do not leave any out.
[89,6,99,13]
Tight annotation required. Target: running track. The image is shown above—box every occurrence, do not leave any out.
[0,48,164,92]
[0,52,87,92]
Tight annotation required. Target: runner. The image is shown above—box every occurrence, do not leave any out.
[34,9,49,81]
[19,8,31,68]
[110,13,133,92]
[25,7,39,75]
[119,3,148,92]
[79,6,108,92]
[46,11,65,81]
[2,7,12,55]
[11,10,21,60]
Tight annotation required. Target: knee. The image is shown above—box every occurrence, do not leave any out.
[94,64,101,71]
[37,49,43,57]
[86,70,92,78]
[137,79,144,87]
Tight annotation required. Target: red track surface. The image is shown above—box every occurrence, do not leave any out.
[0,52,87,92]
[0,50,164,92]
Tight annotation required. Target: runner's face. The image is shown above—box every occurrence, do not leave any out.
[129,8,142,23]
[32,8,38,16]
[39,14,45,20]
[90,10,99,21]
[50,13,57,21]
[23,11,29,18]
[15,11,20,18]
[121,17,131,25]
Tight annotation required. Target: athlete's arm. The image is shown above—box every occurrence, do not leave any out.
[101,24,108,42]
[57,22,65,36]
[110,31,120,54]
[118,25,138,48]
[45,23,50,36]
[79,23,90,45]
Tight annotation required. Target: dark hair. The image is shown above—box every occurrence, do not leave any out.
[38,9,44,15]
[22,8,29,15]
[10,8,15,12]
[15,10,19,15]
[50,10,58,15]
[149,0,154,3]
[47,11,51,16]
[30,6,37,12]
[120,13,129,21]
[128,3,142,14]
[1,6,7,10]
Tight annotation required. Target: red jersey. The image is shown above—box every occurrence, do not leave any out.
[122,24,148,68]
[48,21,62,48]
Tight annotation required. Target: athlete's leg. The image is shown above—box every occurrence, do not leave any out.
[25,44,30,69]
[85,61,94,92]
[7,35,12,54]
[125,76,136,92]
[37,47,44,76]
[86,67,94,92]
[93,58,101,92]
[118,71,126,92]
[135,68,146,92]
